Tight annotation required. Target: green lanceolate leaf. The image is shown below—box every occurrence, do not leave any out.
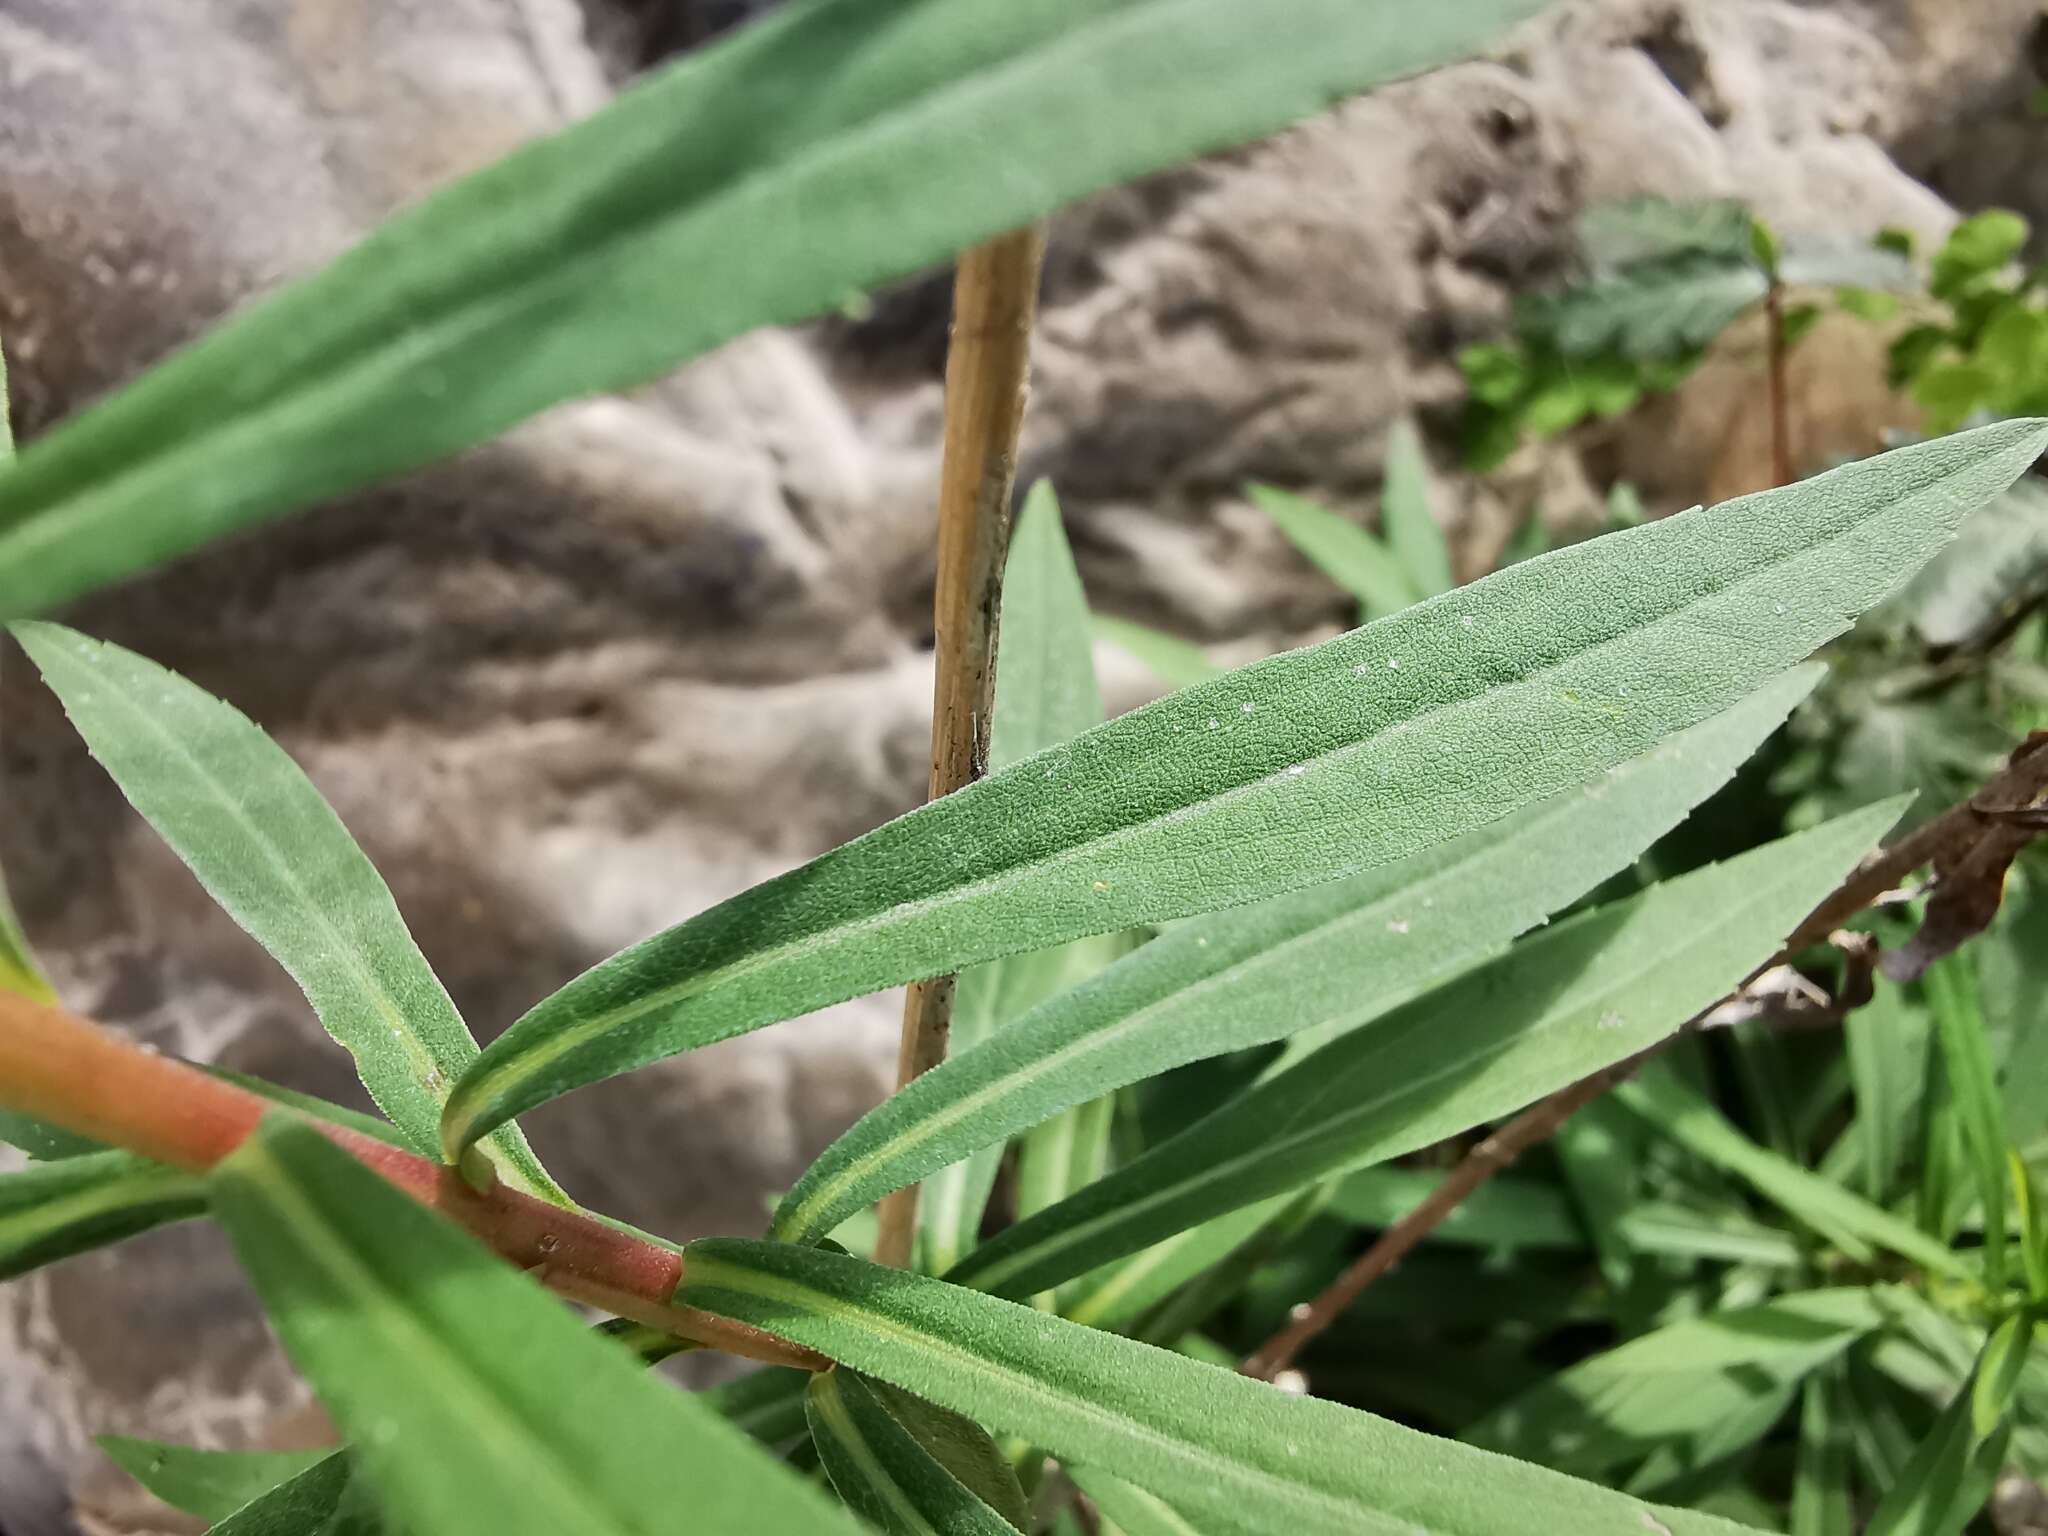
[1090,616,1223,691]
[210,1455,378,1536]
[1971,1313,2029,1440]
[1465,1288,1888,1478]
[923,485,1119,1273]
[0,326,14,461]
[99,1438,333,1523]
[808,1370,1022,1535]
[1791,1372,1854,1536]
[13,623,563,1203]
[1845,980,1934,1204]
[0,330,51,1000]
[1614,1066,1971,1280]
[1069,1466,1204,1536]
[679,1239,1754,1536]
[0,1151,205,1280]
[0,0,1550,620]
[773,669,1821,1246]
[946,802,1902,1299]
[0,1110,101,1161]
[1868,1345,2011,1536]
[446,425,2045,1162]
[1925,954,2008,1290]
[1380,418,1454,598]
[701,1367,813,1451]
[989,485,1102,774]
[864,1379,1032,1531]
[209,1118,859,1536]
[1060,1195,1298,1332]
[1251,482,1419,619]
[1327,1167,1582,1250]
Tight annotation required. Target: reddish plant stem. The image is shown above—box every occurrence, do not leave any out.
[1242,738,2048,1382]
[0,993,825,1370]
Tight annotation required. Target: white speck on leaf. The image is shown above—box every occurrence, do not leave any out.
[1240,700,1254,715]
[1598,1009,1627,1031]
[1092,880,1111,893]
[1286,764,1308,778]
[1638,1513,1674,1536]
[1387,658,1401,670]
[1386,918,1410,935]
[1207,718,1220,730]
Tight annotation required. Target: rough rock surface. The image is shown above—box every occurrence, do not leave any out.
[0,1,2040,1530]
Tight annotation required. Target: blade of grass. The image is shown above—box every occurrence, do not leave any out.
[1925,954,2009,1291]
[1614,1066,1971,1280]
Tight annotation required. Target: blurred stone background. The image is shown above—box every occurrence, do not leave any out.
[0,0,2042,1530]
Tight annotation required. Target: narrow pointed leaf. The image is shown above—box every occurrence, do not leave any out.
[679,1239,1755,1536]
[0,875,51,1004]
[701,1367,813,1450]
[947,803,1901,1299]
[779,671,1818,1246]
[0,1150,205,1280]
[14,622,563,1203]
[1465,1288,1887,1476]
[210,1455,377,1536]
[1069,1466,1205,1536]
[1090,616,1223,690]
[808,1370,1021,1535]
[1868,1352,2010,1536]
[864,1379,1032,1531]
[1791,1373,1854,1536]
[1614,1066,1971,1279]
[448,425,2044,1160]
[1380,418,1454,598]
[209,1118,859,1536]
[99,1438,333,1523]
[1971,1314,2029,1440]
[1553,1098,1643,1289]
[1925,954,2008,1290]
[1845,980,1933,1203]
[1059,1196,1294,1332]
[989,485,1103,774]
[1327,1167,1583,1250]
[0,333,52,1000]
[1251,482,1419,618]
[0,0,1551,620]
[1015,1092,1115,1223]
[0,1109,101,1161]
[923,485,1117,1272]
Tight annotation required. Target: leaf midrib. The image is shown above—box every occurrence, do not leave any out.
[687,1254,1402,1535]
